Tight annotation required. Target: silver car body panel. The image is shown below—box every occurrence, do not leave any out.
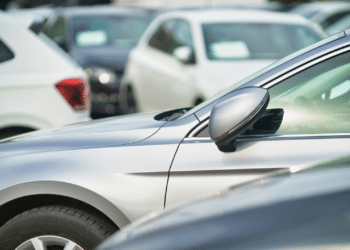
[0,113,198,226]
[166,135,350,207]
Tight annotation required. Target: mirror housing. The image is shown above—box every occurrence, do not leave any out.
[209,87,269,152]
[173,46,193,64]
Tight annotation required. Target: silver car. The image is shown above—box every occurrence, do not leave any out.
[1,31,350,249]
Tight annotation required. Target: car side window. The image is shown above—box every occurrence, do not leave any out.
[247,50,350,135]
[148,20,176,53]
[43,16,66,42]
[0,39,14,63]
[167,20,193,55]
[196,125,210,137]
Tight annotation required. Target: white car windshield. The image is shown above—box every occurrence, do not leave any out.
[202,22,322,61]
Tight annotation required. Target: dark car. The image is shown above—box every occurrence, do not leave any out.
[42,5,154,118]
[97,156,350,250]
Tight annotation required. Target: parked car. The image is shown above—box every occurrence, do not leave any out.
[42,6,154,118]
[323,14,350,36]
[119,9,325,114]
[0,11,90,139]
[0,28,349,249]
[291,2,350,32]
[97,156,350,250]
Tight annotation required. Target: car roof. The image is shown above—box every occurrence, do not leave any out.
[292,2,350,16]
[0,10,42,29]
[56,5,154,18]
[158,9,313,25]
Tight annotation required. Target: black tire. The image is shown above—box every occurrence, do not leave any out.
[0,205,118,250]
[125,87,137,114]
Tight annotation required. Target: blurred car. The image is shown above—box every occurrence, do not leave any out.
[119,9,325,114]
[291,2,350,32]
[323,14,350,36]
[0,27,349,249]
[0,11,90,139]
[7,5,54,24]
[42,6,154,118]
[97,156,350,250]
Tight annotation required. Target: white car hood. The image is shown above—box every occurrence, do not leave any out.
[200,60,275,96]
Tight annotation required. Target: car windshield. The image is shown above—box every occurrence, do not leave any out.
[202,23,321,61]
[72,15,151,48]
[177,34,342,120]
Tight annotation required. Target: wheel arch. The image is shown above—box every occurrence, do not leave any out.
[0,181,130,229]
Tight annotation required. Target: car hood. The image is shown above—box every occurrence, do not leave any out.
[0,112,166,158]
[201,60,275,95]
[70,46,132,72]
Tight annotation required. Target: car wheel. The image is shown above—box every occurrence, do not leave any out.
[0,205,118,250]
[125,87,137,114]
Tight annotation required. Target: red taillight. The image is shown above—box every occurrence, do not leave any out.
[55,78,90,111]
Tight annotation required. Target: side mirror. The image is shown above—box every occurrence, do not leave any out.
[173,46,193,64]
[209,87,269,152]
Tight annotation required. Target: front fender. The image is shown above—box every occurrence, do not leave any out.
[0,180,130,228]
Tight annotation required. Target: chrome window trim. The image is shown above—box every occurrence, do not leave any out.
[185,133,350,141]
[187,119,209,137]
[184,137,212,141]
[254,41,350,89]
[263,46,350,89]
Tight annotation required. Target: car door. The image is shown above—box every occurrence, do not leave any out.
[166,47,350,208]
[139,19,196,112]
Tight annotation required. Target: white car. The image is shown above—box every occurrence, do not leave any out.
[119,9,326,114]
[0,12,90,139]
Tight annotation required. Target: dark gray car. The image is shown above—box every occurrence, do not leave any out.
[42,5,154,118]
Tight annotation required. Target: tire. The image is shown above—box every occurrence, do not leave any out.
[124,87,138,114]
[0,205,118,250]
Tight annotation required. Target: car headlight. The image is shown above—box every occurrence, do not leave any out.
[85,67,119,86]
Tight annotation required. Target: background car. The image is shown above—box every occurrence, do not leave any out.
[0,11,90,139]
[97,156,350,250]
[291,1,350,33]
[321,14,350,36]
[119,9,325,114]
[42,5,154,118]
